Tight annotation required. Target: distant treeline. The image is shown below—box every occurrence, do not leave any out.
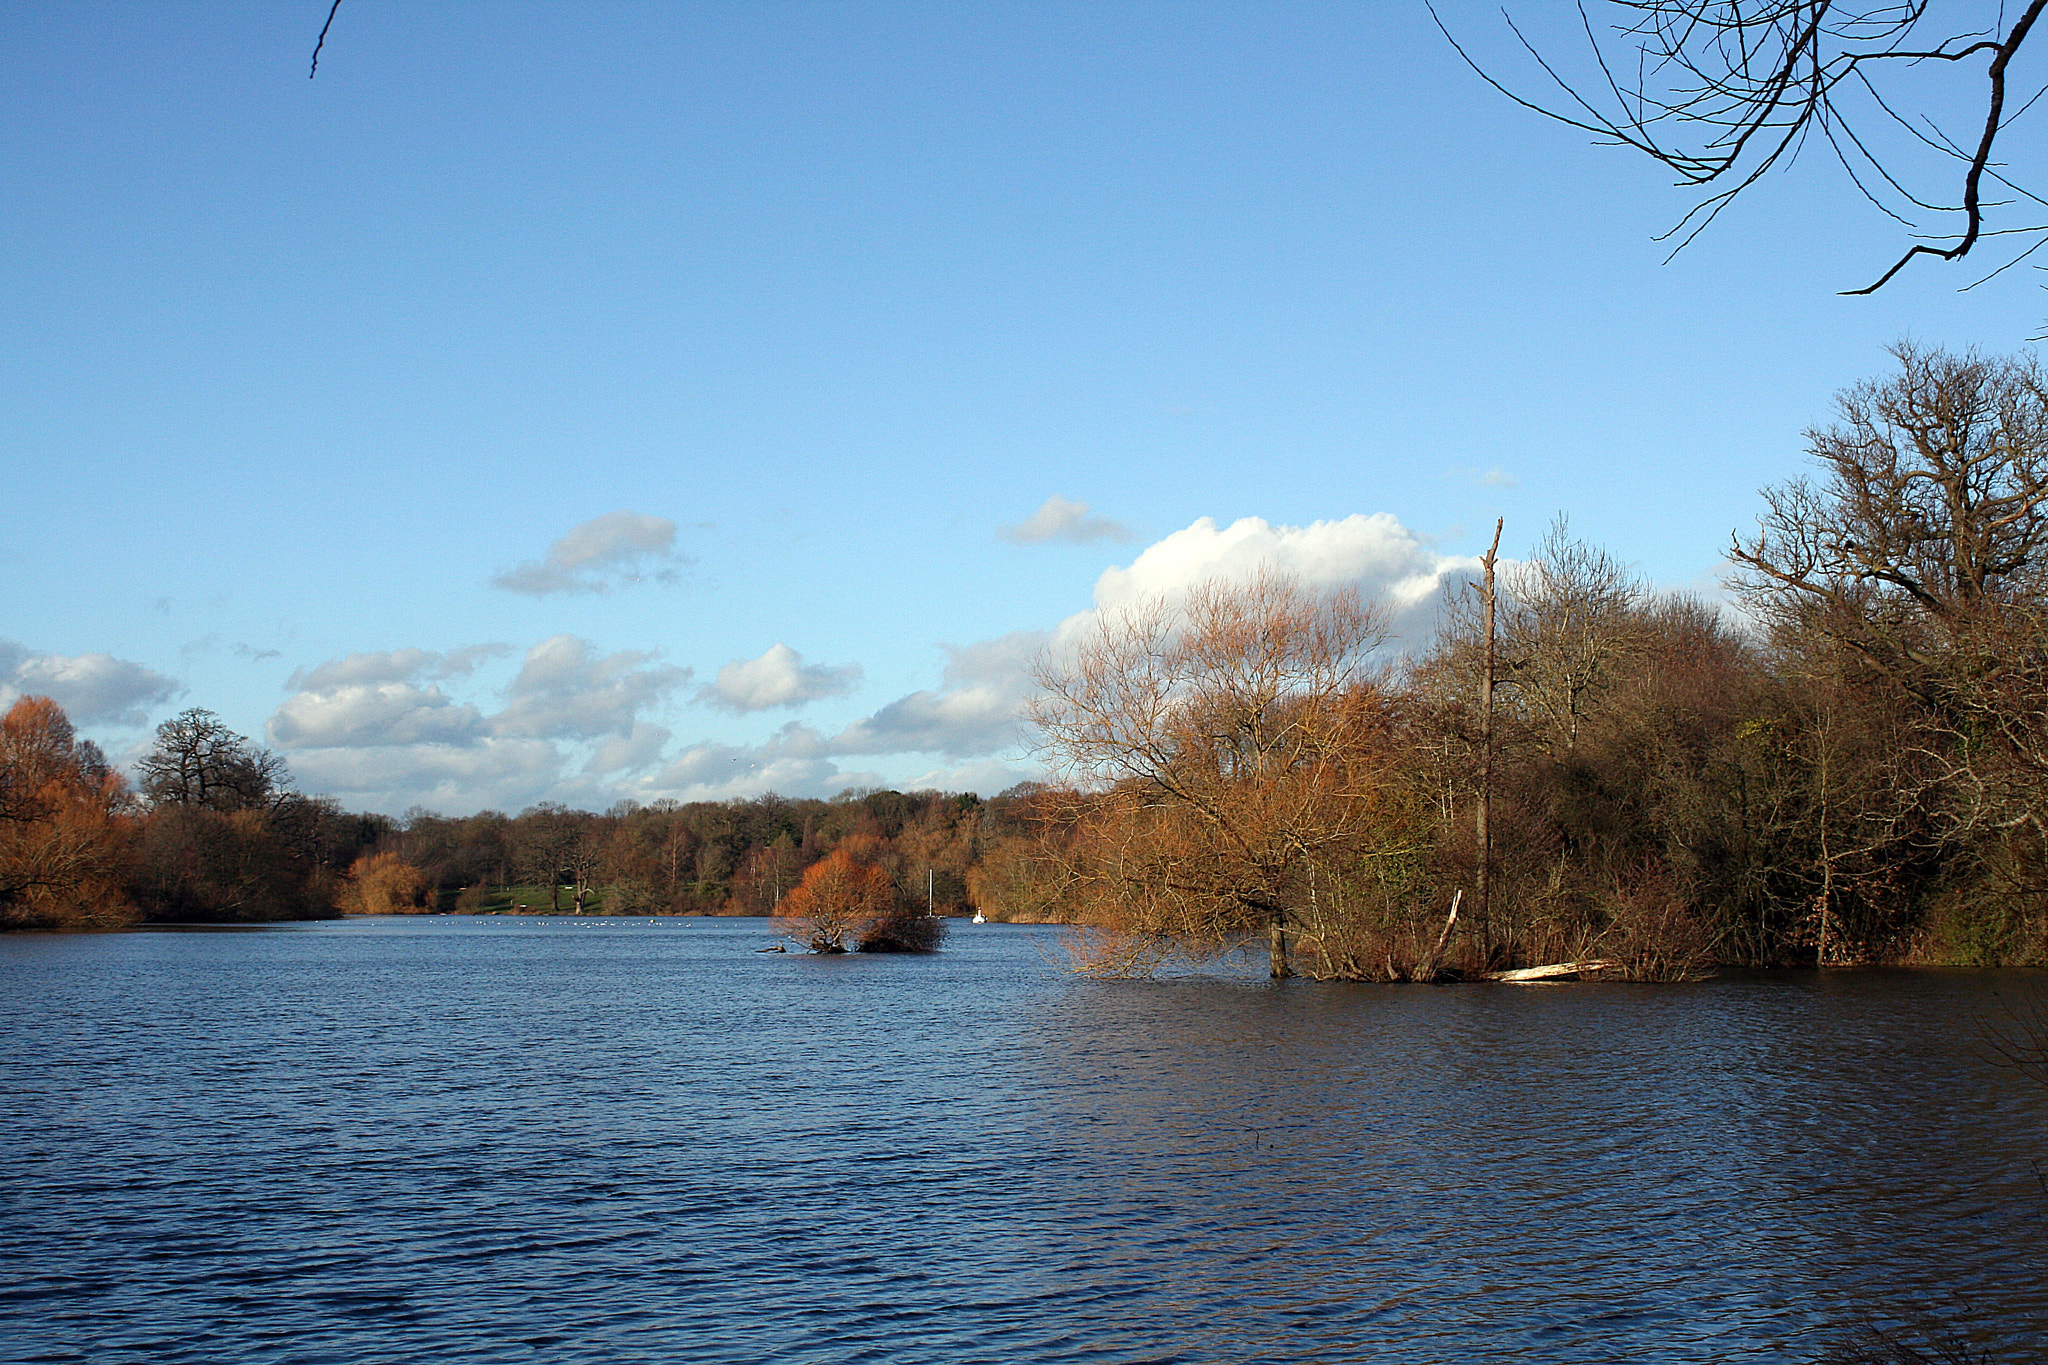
[8,345,2048,978]
[0,697,1031,930]
[372,784,1014,921]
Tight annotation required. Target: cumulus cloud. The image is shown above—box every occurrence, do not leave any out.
[697,643,862,713]
[284,738,565,814]
[899,757,1042,794]
[266,635,687,811]
[492,635,692,741]
[585,722,672,776]
[256,510,1482,813]
[269,646,522,749]
[268,682,487,749]
[999,495,1134,546]
[0,640,181,726]
[290,645,508,692]
[828,631,1045,759]
[813,512,1478,774]
[1085,513,1481,638]
[490,511,688,596]
[628,722,882,805]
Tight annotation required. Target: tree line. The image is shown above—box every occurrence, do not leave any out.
[7,345,2046,978]
[0,700,1013,932]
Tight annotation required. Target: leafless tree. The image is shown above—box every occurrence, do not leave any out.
[137,709,290,813]
[1735,341,2048,851]
[1437,2,2048,291]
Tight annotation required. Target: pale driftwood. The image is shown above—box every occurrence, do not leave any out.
[1486,960,1614,983]
[1431,889,1462,958]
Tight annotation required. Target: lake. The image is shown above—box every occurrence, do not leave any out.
[2,916,2045,1363]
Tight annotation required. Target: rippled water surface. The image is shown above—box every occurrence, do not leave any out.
[4,916,2046,1363]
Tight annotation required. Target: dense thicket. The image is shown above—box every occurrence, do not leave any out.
[0,696,134,929]
[1012,346,2048,977]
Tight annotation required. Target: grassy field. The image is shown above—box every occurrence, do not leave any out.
[454,884,609,915]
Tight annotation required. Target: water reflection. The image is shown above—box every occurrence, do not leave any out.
[1008,970,2048,1360]
[0,920,2042,1363]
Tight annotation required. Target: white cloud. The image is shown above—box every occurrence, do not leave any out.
[1084,513,1480,636]
[1447,465,1518,490]
[898,757,1042,794]
[827,631,1045,759]
[814,512,1477,776]
[285,738,565,814]
[268,682,488,749]
[584,722,672,775]
[491,511,687,596]
[492,635,691,740]
[697,643,862,713]
[266,635,687,812]
[629,722,882,804]
[999,495,1134,545]
[252,510,1481,814]
[270,646,519,749]
[290,645,507,691]
[0,641,181,727]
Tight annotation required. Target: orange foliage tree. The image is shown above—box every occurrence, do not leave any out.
[773,844,897,952]
[339,850,431,915]
[1029,571,1422,978]
[0,696,136,929]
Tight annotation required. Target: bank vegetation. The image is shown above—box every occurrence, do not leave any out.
[8,346,2048,981]
[1012,344,2048,978]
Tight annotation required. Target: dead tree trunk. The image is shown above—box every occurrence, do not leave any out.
[1477,518,1503,963]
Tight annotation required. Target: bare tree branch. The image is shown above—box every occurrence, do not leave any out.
[1434,2,2048,291]
[310,0,344,80]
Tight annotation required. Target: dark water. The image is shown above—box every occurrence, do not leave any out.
[3,917,2045,1364]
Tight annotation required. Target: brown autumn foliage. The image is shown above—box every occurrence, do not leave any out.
[773,843,897,952]
[1031,570,1426,979]
[0,696,136,929]
[131,806,332,923]
[964,784,1073,924]
[339,850,430,915]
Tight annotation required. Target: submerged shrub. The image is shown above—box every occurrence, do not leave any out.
[773,846,894,953]
[855,909,946,954]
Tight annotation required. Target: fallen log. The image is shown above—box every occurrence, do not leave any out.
[1485,960,1614,983]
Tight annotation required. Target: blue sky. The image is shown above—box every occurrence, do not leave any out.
[4,1,2044,814]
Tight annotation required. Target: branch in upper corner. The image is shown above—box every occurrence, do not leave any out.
[1433,1,2048,293]
[310,0,343,80]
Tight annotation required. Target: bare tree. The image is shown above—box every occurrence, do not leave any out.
[773,844,894,952]
[1733,341,2048,843]
[1732,345,2048,673]
[137,709,290,813]
[512,803,585,913]
[1475,520,1503,951]
[1437,2,2048,291]
[1503,515,1649,756]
